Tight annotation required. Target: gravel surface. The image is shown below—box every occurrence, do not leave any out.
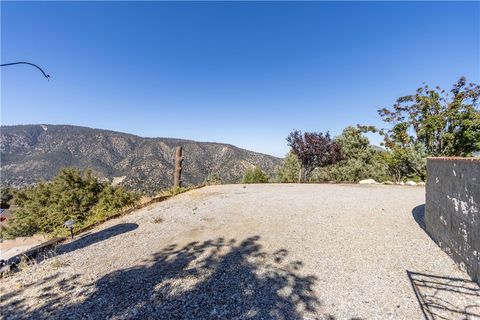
[1,184,479,319]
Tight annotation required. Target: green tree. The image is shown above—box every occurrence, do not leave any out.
[4,168,139,238]
[358,77,479,181]
[382,144,427,182]
[242,167,269,184]
[88,185,139,224]
[375,77,480,156]
[311,127,389,182]
[275,152,301,183]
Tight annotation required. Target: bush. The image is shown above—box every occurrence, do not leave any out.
[205,173,222,185]
[4,168,140,239]
[310,127,389,182]
[275,152,301,183]
[160,186,189,197]
[242,167,269,184]
[383,144,427,182]
[86,185,139,225]
[311,156,389,182]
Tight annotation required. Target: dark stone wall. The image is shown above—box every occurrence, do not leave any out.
[425,157,480,283]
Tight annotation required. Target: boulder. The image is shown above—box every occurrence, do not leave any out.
[405,180,417,186]
[359,179,378,185]
[382,181,394,185]
[112,176,127,186]
[417,181,426,186]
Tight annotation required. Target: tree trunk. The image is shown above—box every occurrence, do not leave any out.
[173,146,183,188]
[298,166,305,183]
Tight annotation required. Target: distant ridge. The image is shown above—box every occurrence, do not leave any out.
[0,124,281,193]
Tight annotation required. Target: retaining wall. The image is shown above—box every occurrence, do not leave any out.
[425,157,480,283]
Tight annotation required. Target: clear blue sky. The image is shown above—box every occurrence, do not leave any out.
[1,1,479,157]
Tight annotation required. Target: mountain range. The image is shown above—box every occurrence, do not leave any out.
[0,125,281,193]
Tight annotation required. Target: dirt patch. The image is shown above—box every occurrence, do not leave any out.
[1,235,49,261]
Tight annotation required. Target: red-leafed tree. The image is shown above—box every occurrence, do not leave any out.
[286,130,343,181]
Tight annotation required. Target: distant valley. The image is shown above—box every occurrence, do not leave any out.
[0,125,281,193]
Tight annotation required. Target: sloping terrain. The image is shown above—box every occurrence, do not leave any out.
[0,125,280,192]
[1,184,478,319]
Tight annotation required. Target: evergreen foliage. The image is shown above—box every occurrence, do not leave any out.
[4,168,139,238]
[242,167,269,184]
[311,127,389,182]
[382,144,427,182]
[205,173,222,185]
[275,152,301,183]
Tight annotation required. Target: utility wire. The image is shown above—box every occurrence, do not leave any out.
[1,62,50,80]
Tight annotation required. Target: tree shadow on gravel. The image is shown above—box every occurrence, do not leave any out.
[2,236,322,319]
[56,223,138,255]
[407,270,480,320]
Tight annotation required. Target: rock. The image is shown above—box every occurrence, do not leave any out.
[359,179,378,185]
[417,182,425,186]
[382,181,394,185]
[112,176,127,186]
[399,182,405,185]
[405,181,417,186]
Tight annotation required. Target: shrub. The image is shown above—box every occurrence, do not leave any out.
[311,156,389,182]
[205,173,222,185]
[86,185,139,224]
[160,186,189,197]
[310,127,389,182]
[242,167,269,184]
[382,144,427,182]
[275,152,301,183]
[4,168,139,239]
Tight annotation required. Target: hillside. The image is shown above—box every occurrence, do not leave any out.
[0,125,281,193]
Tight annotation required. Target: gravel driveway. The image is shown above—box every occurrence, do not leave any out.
[1,184,479,319]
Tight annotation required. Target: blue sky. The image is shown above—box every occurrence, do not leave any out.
[1,1,479,157]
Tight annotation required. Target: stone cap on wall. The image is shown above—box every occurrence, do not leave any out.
[427,157,480,162]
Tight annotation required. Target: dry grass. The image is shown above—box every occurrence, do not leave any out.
[50,258,69,269]
[152,217,163,224]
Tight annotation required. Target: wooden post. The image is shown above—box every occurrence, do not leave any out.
[173,146,183,188]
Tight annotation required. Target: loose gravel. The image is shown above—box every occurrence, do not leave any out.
[1,184,478,319]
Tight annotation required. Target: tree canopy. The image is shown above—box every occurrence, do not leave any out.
[4,168,139,238]
[286,130,343,180]
[275,152,301,183]
[242,167,269,184]
[310,127,389,182]
[371,77,480,157]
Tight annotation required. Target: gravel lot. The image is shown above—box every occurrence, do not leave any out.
[1,184,479,319]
